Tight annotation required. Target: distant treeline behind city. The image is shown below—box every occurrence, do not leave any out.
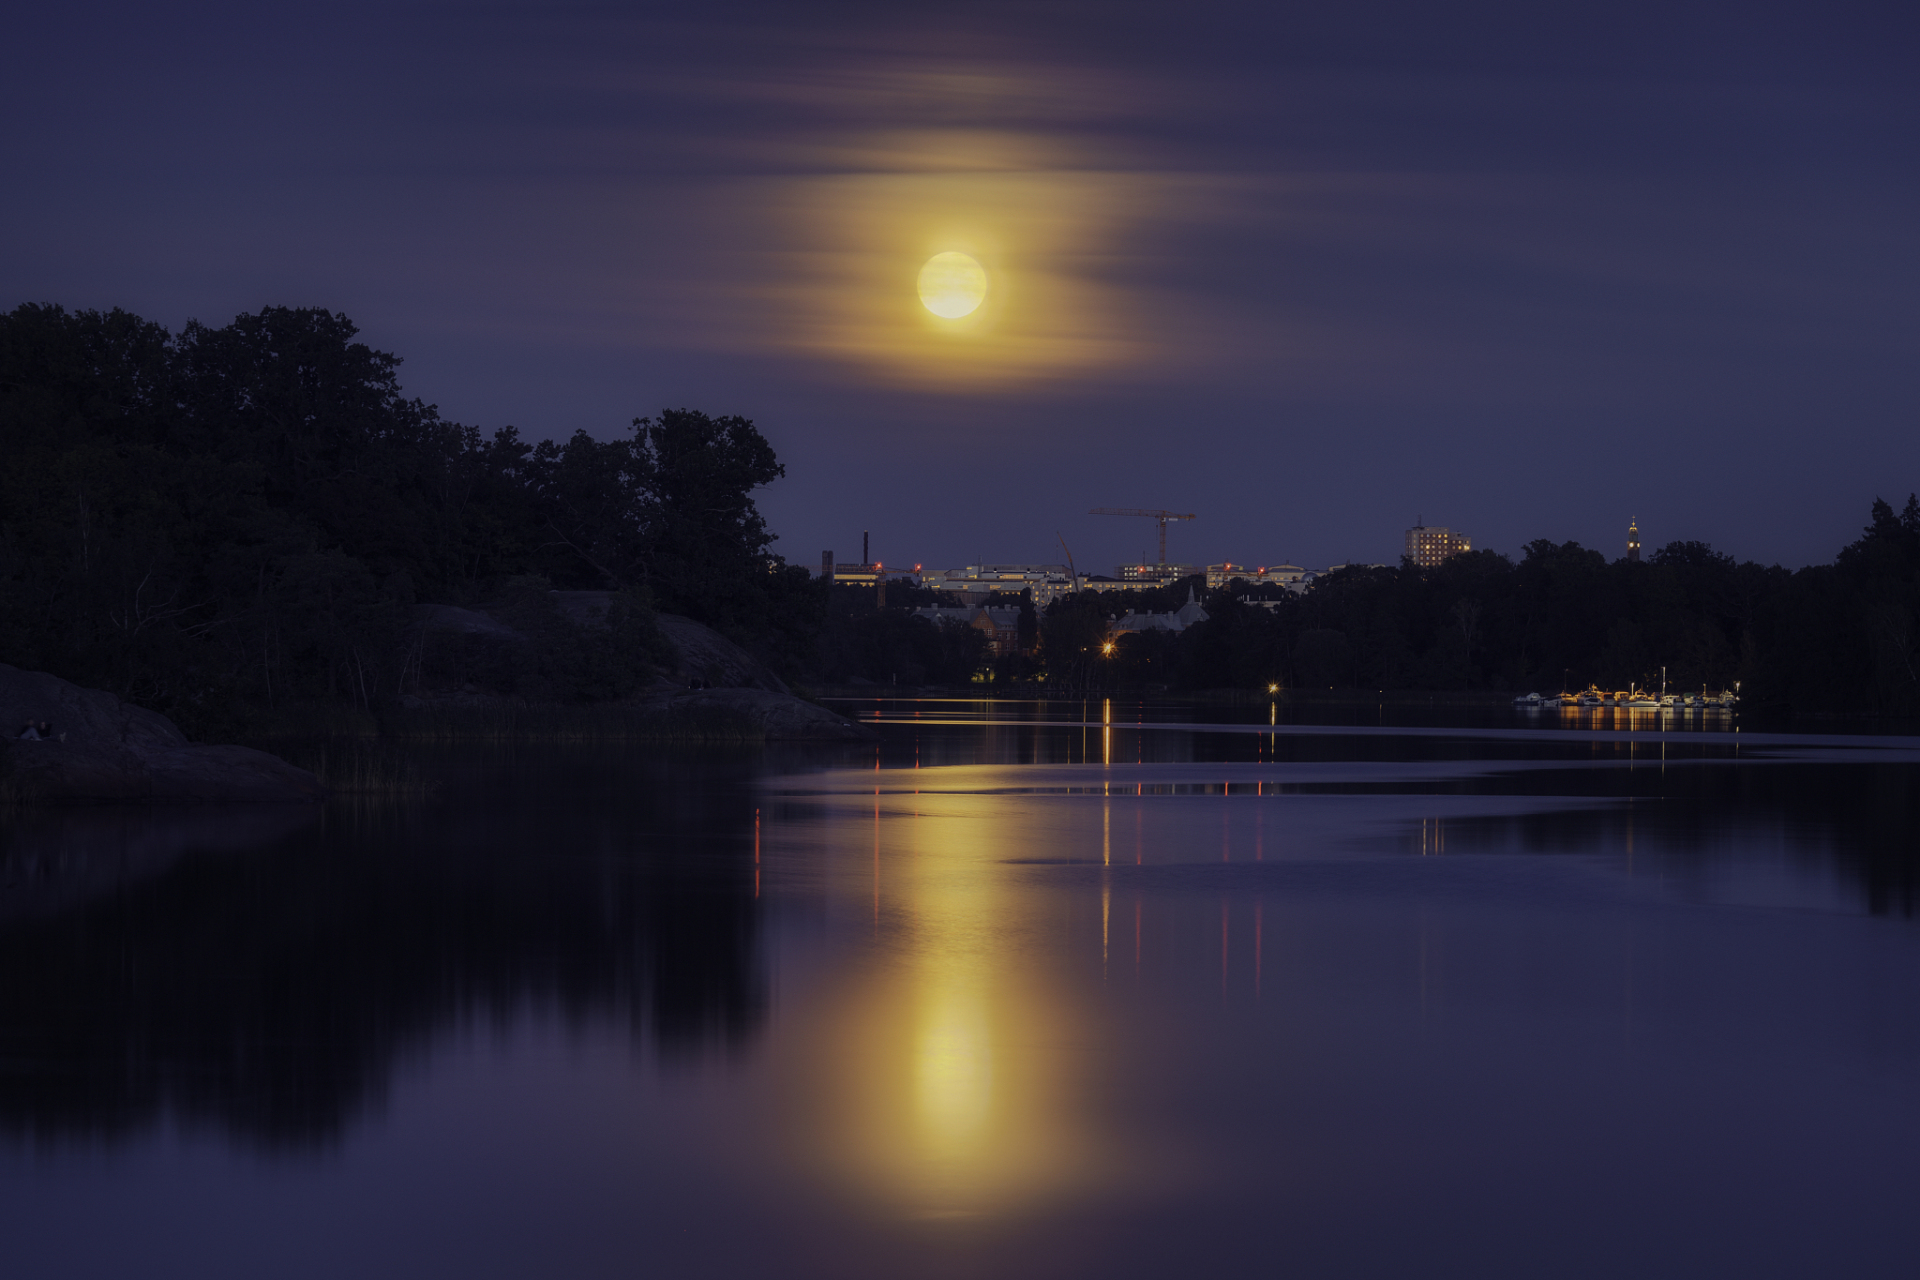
[3,302,1917,730]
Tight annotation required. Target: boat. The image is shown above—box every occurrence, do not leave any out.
[1512,692,1546,706]
[1623,691,1661,709]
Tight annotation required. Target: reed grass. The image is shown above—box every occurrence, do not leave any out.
[0,774,41,807]
[246,704,383,741]
[298,745,436,797]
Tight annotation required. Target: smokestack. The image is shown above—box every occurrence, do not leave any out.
[822,550,834,581]
[862,530,869,567]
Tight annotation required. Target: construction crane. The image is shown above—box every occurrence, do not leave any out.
[1088,508,1198,564]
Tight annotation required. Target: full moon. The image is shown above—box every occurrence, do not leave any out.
[917,252,988,319]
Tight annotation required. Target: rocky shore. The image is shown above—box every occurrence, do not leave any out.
[408,600,873,742]
[0,666,325,804]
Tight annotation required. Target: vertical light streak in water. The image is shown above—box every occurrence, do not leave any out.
[754,808,761,899]
[1102,697,1111,767]
[873,788,881,937]
[1101,883,1110,982]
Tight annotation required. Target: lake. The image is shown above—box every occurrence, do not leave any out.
[4,698,1919,1278]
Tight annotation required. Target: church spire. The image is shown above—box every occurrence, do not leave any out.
[1627,518,1642,563]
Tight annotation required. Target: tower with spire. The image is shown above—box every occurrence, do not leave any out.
[1627,519,1642,563]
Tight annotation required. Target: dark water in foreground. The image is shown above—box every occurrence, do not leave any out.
[4,700,1920,1278]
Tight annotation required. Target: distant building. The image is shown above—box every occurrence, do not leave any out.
[1627,519,1642,563]
[915,564,1074,607]
[1404,522,1471,569]
[1265,564,1315,596]
[910,605,1025,656]
[1107,588,1210,638]
[1073,575,1140,597]
[818,550,884,585]
[1203,563,1261,590]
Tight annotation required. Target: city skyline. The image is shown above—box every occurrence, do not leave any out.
[823,513,1661,581]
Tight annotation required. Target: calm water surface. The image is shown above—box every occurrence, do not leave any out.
[4,700,1920,1278]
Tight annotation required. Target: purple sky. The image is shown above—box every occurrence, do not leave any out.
[6,1,1917,573]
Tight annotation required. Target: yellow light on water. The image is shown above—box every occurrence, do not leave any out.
[918,252,988,318]
[915,983,993,1158]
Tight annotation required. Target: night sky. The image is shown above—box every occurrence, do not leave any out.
[7,1,1916,573]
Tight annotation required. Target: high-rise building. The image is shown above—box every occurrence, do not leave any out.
[1404,520,1471,569]
[1627,519,1641,563]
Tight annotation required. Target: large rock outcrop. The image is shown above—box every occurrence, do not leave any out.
[412,592,870,741]
[0,666,324,803]
[651,613,791,694]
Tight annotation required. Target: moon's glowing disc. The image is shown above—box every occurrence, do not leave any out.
[917,252,988,319]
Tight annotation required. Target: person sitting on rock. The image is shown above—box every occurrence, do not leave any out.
[17,722,41,740]
[38,721,54,740]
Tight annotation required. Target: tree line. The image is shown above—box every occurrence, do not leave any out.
[0,303,824,734]
[1026,503,1920,719]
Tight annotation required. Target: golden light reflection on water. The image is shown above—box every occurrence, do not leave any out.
[914,978,993,1163]
[798,794,1110,1221]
